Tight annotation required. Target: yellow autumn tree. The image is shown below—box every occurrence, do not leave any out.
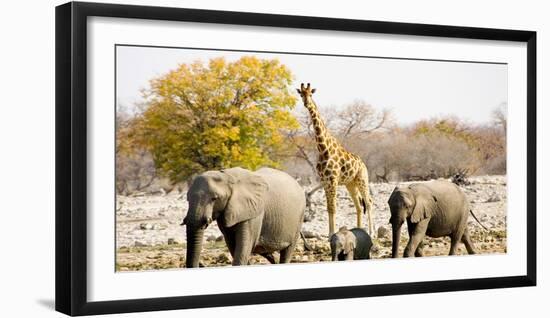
[131,56,299,182]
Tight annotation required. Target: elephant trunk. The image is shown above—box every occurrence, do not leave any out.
[185,226,205,268]
[331,249,338,261]
[392,222,402,258]
[184,202,214,268]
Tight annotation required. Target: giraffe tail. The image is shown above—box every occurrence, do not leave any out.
[361,198,367,215]
[300,231,313,251]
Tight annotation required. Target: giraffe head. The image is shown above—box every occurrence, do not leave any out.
[296,83,316,108]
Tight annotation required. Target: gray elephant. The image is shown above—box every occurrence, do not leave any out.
[330,226,372,261]
[182,167,307,267]
[388,180,485,258]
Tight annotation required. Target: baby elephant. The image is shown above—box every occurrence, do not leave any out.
[330,227,373,261]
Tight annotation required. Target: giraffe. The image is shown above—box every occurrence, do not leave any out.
[296,83,374,236]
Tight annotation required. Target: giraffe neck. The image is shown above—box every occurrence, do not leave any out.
[304,99,337,154]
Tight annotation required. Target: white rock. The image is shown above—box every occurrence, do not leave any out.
[139,223,153,230]
[134,241,148,247]
[377,226,390,239]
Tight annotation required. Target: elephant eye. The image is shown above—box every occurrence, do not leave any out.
[211,197,217,202]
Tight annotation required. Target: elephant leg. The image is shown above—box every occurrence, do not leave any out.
[461,231,477,254]
[407,220,425,257]
[407,220,430,257]
[346,184,363,230]
[219,227,236,258]
[231,223,255,266]
[449,236,459,255]
[260,253,277,264]
[324,179,338,237]
[449,227,466,255]
[404,219,428,257]
[279,242,297,264]
[415,241,425,257]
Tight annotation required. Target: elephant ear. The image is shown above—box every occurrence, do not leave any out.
[344,233,356,254]
[222,168,269,228]
[410,190,437,223]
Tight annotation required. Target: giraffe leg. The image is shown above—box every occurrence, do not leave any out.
[346,184,363,229]
[324,181,338,238]
[356,175,374,236]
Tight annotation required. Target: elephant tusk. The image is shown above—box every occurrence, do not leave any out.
[200,217,212,230]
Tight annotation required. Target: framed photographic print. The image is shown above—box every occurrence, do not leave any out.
[55,1,536,316]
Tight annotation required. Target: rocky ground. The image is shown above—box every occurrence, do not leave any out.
[116,175,507,271]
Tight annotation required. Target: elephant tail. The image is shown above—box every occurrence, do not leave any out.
[470,210,489,231]
[300,231,313,251]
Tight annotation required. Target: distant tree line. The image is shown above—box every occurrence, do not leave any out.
[285,102,506,184]
[115,56,507,194]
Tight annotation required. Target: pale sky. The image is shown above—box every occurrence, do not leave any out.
[116,45,507,125]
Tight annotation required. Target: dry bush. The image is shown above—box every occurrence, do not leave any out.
[116,105,159,195]
[470,125,506,175]
[478,152,506,175]
[116,149,157,195]
[362,131,478,182]
[116,88,506,189]
[283,103,508,183]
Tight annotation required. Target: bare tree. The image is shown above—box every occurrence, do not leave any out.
[375,166,390,183]
[285,101,392,180]
[286,130,317,174]
[284,109,319,177]
[116,104,132,155]
[116,104,159,194]
[116,149,158,195]
[334,100,393,138]
[492,102,507,134]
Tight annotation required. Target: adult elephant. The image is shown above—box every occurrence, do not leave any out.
[182,167,307,267]
[388,181,485,258]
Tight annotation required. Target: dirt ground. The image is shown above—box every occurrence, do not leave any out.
[116,175,506,271]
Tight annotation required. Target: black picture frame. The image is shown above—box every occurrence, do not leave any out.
[55,1,537,316]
